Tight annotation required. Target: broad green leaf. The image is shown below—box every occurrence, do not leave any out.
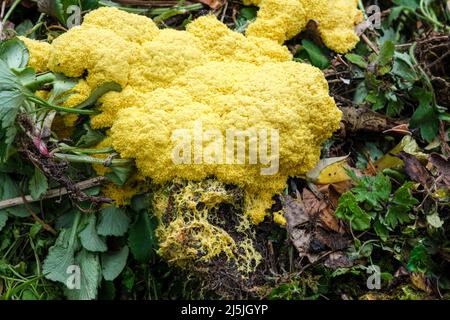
[65,249,101,300]
[101,246,129,281]
[346,54,368,68]
[391,182,419,208]
[377,40,395,66]
[409,89,439,143]
[0,173,30,218]
[0,38,29,69]
[42,229,77,284]
[29,166,48,200]
[79,215,108,252]
[97,206,130,237]
[301,39,330,70]
[105,165,134,187]
[0,211,8,232]
[407,243,432,273]
[128,210,157,263]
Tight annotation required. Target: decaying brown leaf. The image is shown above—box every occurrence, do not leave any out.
[340,106,406,133]
[282,189,351,266]
[396,151,433,189]
[429,153,450,186]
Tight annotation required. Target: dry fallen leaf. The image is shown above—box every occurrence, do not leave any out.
[396,151,433,190]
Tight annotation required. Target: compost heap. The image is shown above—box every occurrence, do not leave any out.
[20,3,361,276]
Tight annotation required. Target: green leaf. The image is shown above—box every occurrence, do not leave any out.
[377,40,395,66]
[374,219,389,241]
[409,89,439,143]
[346,54,368,68]
[79,215,108,253]
[0,60,26,162]
[101,246,129,281]
[407,243,432,273]
[42,229,77,284]
[0,211,8,232]
[391,182,419,208]
[0,38,29,69]
[385,205,411,230]
[48,73,78,103]
[29,167,48,200]
[74,82,122,110]
[76,124,105,147]
[426,212,443,229]
[105,165,134,187]
[0,173,30,218]
[128,210,157,263]
[301,40,330,70]
[335,192,372,231]
[353,174,391,208]
[65,249,101,300]
[97,206,130,237]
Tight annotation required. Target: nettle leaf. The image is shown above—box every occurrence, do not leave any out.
[0,38,29,69]
[79,215,108,253]
[65,249,101,300]
[128,209,158,263]
[101,246,129,281]
[335,192,372,231]
[0,211,8,232]
[29,166,48,200]
[97,206,130,237]
[301,39,330,70]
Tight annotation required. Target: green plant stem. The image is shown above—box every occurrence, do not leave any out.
[24,73,55,90]
[2,0,22,23]
[54,153,133,166]
[26,94,97,115]
[57,143,114,155]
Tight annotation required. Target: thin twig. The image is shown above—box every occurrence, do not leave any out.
[19,192,57,235]
[0,176,108,210]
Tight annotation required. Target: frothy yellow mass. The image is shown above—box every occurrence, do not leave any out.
[22,7,347,224]
[244,0,363,53]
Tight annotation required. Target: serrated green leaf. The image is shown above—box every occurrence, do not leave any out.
[101,246,129,281]
[128,210,157,263]
[79,215,108,252]
[65,249,101,300]
[105,165,134,187]
[97,206,130,237]
[336,192,372,231]
[29,166,48,200]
